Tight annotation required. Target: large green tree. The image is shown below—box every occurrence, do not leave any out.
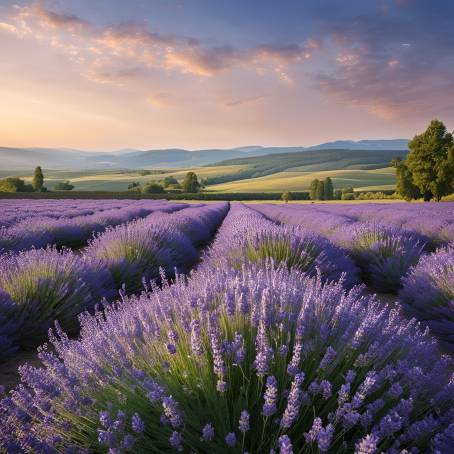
[316,180,325,200]
[309,179,319,200]
[182,172,200,193]
[391,157,420,201]
[32,166,44,192]
[324,177,334,200]
[406,120,454,201]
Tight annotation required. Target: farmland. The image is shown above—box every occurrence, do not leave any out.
[1,199,454,453]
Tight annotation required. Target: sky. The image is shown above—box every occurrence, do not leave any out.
[1,0,454,151]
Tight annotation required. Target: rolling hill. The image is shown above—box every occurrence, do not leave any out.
[0,139,408,171]
[204,148,407,188]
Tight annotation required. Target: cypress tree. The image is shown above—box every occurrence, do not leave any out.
[309,179,319,200]
[324,177,334,200]
[32,166,44,192]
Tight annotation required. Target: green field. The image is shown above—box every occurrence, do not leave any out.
[207,167,396,193]
[2,166,247,191]
[1,147,399,193]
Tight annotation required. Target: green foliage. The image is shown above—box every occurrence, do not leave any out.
[309,179,319,200]
[0,177,34,192]
[406,119,454,201]
[281,191,292,203]
[333,189,342,200]
[32,166,44,192]
[341,188,355,200]
[181,172,200,193]
[128,182,141,191]
[323,177,334,200]
[141,182,165,194]
[316,180,325,200]
[392,157,421,201]
[139,170,151,176]
[54,180,74,191]
[356,191,397,200]
[162,176,179,187]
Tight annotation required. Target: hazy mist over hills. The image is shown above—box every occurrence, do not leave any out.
[0,139,408,171]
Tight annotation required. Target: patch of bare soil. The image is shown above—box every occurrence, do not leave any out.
[1,350,42,392]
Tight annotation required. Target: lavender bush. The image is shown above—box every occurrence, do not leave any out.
[204,204,359,288]
[400,246,454,352]
[348,223,426,293]
[0,201,185,254]
[0,247,114,348]
[1,263,452,452]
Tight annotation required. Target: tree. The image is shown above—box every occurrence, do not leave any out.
[281,191,292,203]
[182,172,200,193]
[128,182,141,191]
[334,189,342,200]
[324,177,334,200]
[316,180,325,200]
[406,119,454,201]
[0,177,34,192]
[32,166,44,192]
[309,179,319,200]
[162,176,179,187]
[54,180,74,191]
[391,157,420,201]
[142,182,165,194]
[341,187,355,200]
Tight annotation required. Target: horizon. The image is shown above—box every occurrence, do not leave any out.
[1,1,453,150]
[1,137,410,153]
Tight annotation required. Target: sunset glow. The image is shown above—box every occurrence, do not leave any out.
[1,0,453,150]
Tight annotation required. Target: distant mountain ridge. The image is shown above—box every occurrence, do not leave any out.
[0,139,408,170]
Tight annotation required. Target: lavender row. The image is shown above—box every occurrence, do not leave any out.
[0,203,229,359]
[250,204,428,293]
[251,203,454,352]
[0,199,134,228]
[0,200,185,253]
[200,203,360,288]
[1,209,452,451]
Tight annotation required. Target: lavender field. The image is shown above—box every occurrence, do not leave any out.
[1,200,454,453]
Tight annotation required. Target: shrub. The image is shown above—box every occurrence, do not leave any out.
[1,264,453,452]
[86,218,197,292]
[0,178,34,193]
[0,247,114,348]
[55,180,74,191]
[400,246,454,352]
[349,223,426,292]
[239,227,359,288]
[142,182,165,194]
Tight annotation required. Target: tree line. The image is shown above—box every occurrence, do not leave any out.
[393,119,454,201]
[128,172,203,194]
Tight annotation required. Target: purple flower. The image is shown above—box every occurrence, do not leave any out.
[238,410,250,433]
[201,423,214,442]
[169,431,183,451]
[263,375,279,417]
[281,373,304,429]
[355,434,379,454]
[162,396,182,428]
[278,435,293,454]
[166,343,177,355]
[131,413,144,434]
[225,432,236,447]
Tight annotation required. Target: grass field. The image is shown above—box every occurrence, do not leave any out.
[207,167,396,193]
[2,164,396,193]
[3,166,247,191]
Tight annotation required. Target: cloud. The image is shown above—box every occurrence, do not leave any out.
[4,3,318,84]
[0,21,18,33]
[146,93,172,108]
[224,95,267,107]
[312,0,454,119]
